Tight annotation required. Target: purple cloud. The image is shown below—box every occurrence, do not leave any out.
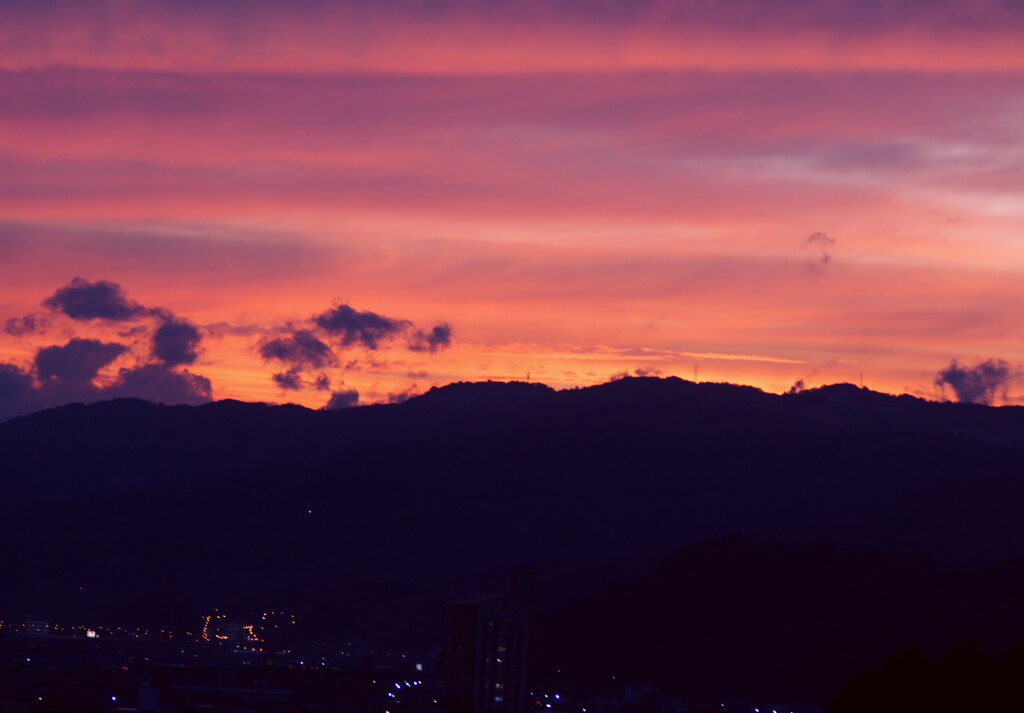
[408,322,453,353]
[152,317,202,367]
[5,312,46,336]
[259,329,335,368]
[314,304,409,350]
[35,338,127,382]
[324,388,360,410]
[110,364,212,406]
[43,277,145,322]
[272,368,304,391]
[935,358,1014,405]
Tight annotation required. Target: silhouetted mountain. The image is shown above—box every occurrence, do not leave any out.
[0,382,560,500]
[535,536,1024,704]
[3,377,1024,652]
[829,643,1024,712]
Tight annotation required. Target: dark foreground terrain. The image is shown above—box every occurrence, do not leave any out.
[3,377,1024,704]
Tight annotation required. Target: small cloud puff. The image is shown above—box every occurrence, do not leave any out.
[324,388,360,410]
[935,358,1014,405]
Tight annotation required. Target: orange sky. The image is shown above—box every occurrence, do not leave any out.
[2,0,1023,414]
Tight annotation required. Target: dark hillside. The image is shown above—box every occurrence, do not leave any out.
[536,536,1024,703]
[3,378,1024,650]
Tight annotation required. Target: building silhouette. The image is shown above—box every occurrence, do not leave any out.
[445,590,531,713]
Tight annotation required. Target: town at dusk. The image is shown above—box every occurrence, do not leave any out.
[3,2,1024,712]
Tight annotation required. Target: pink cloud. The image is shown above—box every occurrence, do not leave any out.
[3,1,1024,74]
[1,1,1023,410]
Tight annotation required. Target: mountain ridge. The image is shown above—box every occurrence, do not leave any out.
[4,376,1019,497]
[4,376,1024,648]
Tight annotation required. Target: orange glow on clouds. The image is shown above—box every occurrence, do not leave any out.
[2,0,1024,414]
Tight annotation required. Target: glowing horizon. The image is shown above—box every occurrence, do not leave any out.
[2,0,1023,418]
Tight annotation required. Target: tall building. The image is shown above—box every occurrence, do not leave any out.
[445,593,531,713]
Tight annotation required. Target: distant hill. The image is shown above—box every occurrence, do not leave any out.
[3,377,1024,649]
[0,382,559,500]
[4,377,1024,502]
[535,535,1024,704]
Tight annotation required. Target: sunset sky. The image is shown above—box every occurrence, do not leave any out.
[2,0,1024,417]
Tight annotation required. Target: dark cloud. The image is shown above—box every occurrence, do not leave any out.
[408,322,453,352]
[803,231,836,274]
[33,376,102,409]
[386,388,419,404]
[634,366,662,377]
[314,304,409,350]
[41,278,203,366]
[935,358,1013,405]
[0,358,105,422]
[43,277,145,321]
[7,280,455,415]
[0,279,217,421]
[152,317,202,367]
[5,312,46,336]
[0,363,32,399]
[324,389,360,410]
[272,368,304,391]
[259,301,453,394]
[0,360,212,424]
[35,338,127,382]
[259,329,334,368]
[109,364,212,405]
[0,363,35,421]
[611,367,662,380]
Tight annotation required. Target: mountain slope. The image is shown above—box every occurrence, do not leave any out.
[3,377,1024,648]
[536,535,1024,703]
